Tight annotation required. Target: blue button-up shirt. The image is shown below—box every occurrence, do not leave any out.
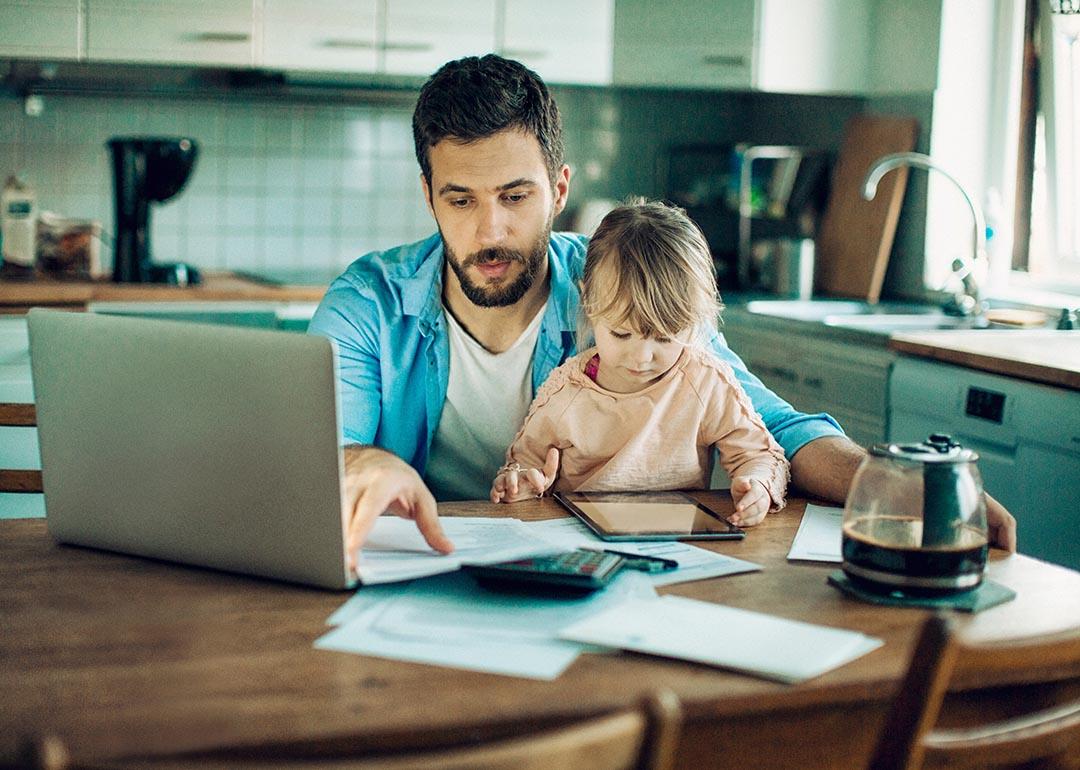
[308,232,843,478]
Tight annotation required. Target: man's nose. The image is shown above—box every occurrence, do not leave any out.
[475,201,509,247]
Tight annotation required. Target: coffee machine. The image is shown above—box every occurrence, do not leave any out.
[108,136,201,285]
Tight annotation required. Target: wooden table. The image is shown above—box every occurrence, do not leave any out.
[3,495,1079,769]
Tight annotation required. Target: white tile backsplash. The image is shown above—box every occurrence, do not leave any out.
[1,94,430,275]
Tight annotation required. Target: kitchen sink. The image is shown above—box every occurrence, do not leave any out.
[745,299,945,321]
[821,313,991,332]
[743,299,1035,334]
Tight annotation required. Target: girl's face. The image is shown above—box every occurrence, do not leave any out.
[590,317,691,393]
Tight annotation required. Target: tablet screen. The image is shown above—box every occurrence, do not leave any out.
[553,491,744,541]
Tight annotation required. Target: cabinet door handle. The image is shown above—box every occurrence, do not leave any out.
[382,41,434,53]
[192,32,251,43]
[321,39,376,49]
[701,54,748,68]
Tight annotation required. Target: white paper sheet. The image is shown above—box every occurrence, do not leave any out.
[524,517,761,586]
[787,504,845,563]
[560,595,883,683]
[316,570,656,680]
[325,580,412,626]
[356,516,561,584]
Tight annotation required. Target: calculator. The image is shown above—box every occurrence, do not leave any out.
[464,549,626,596]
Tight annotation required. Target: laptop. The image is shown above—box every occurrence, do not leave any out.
[27,308,354,589]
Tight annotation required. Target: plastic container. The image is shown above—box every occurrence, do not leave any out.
[1,176,38,276]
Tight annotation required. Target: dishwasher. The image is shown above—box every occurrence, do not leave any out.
[888,356,1080,571]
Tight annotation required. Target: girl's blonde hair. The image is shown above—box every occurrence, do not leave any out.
[581,198,723,343]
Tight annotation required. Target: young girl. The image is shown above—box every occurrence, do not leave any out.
[490,200,789,526]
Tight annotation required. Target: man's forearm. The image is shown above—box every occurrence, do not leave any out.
[343,444,397,467]
[788,435,866,504]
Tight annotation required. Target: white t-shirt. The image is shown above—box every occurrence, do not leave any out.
[424,303,547,501]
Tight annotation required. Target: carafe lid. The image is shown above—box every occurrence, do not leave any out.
[869,433,979,465]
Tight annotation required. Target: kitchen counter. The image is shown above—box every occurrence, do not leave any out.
[0,273,329,313]
[889,330,1080,391]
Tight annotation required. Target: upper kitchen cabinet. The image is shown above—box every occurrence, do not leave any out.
[755,0,870,94]
[614,0,871,95]
[0,0,82,60]
[382,0,496,77]
[499,0,613,85]
[262,0,378,73]
[86,0,256,67]
[614,0,756,90]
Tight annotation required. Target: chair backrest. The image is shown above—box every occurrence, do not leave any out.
[0,403,41,494]
[868,613,1080,770]
[20,690,682,770]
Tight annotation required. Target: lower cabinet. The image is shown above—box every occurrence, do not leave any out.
[719,311,894,448]
[889,355,1080,571]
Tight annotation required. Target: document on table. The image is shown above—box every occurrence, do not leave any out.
[524,516,761,586]
[560,595,883,684]
[317,569,656,680]
[356,516,561,584]
[787,504,844,563]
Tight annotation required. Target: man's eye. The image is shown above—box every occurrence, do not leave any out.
[504,192,528,203]
[448,198,471,208]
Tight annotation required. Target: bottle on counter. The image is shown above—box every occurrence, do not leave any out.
[1,175,38,278]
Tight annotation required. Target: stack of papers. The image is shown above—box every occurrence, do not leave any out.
[317,570,656,679]
[356,517,561,584]
[560,595,883,683]
[319,511,878,682]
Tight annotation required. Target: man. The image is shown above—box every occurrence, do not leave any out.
[308,54,1016,562]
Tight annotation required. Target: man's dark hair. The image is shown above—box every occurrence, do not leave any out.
[412,54,564,189]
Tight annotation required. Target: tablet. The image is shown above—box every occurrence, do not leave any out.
[552,490,745,541]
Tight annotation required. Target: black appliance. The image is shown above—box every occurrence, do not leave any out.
[662,143,830,291]
[108,136,201,285]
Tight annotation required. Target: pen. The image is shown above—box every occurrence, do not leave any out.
[601,549,679,572]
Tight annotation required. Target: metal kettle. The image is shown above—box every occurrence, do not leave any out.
[841,434,988,595]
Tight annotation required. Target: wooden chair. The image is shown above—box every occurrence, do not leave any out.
[20,690,682,770]
[869,613,1080,770]
[0,403,42,494]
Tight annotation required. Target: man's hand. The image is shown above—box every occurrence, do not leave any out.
[985,492,1016,553]
[490,447,560,503]
[790,436,1018,552]
[342,446,453,567]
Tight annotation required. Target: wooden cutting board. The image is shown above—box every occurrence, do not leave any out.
[814,115,920,303]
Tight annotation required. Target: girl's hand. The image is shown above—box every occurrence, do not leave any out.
[728,476,770,526]
[490,447,560,503]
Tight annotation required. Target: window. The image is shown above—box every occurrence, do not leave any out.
[927,0,1080,302]
[1028,1,1080,290]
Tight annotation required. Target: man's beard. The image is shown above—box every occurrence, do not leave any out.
[443,218,552,308]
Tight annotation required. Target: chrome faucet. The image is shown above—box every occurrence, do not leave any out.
[862,152,988,317]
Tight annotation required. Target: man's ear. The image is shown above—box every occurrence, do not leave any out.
[552,164,571,217]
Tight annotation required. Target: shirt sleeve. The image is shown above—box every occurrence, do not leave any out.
[504,368,577,474]
[307,283,382,446]
[705,327,845,458]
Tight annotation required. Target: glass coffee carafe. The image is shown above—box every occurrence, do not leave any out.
[842,434,988,595]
